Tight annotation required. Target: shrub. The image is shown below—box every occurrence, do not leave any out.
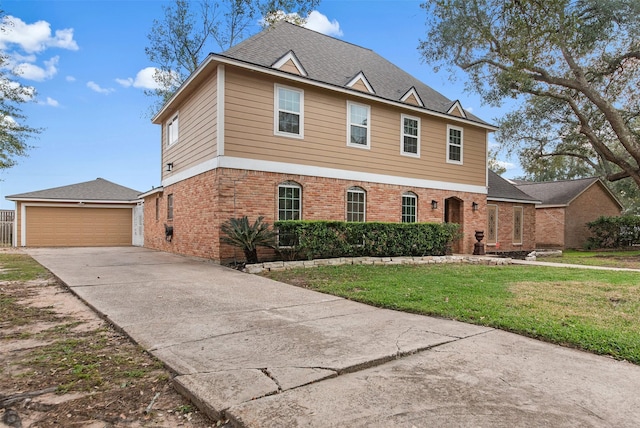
[273,220,461,260]
[586,215,640,248]
[221,216,276,264]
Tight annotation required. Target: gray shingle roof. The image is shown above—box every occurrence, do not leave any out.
[487,170,539,203]
[221,22,489,125]
[514,177,603,206]
[6,178,141,202]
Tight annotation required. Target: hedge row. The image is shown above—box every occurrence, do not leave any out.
[273,220,461,260]
[586,215,640,249]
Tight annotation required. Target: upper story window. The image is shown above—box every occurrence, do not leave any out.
[401,192,417,223]
[347,101,370,149]
[447,125,463,164]
[401,114,420,157]
[167,194,174,220]
[278,182,301,220]
[167,114,179,146]
[346,186,366,222]
[275,84,304,138]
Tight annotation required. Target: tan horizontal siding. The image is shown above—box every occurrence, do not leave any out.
[163,69,218,179]
[223,67,487,187]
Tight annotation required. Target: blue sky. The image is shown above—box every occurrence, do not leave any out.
[0,0,519,209]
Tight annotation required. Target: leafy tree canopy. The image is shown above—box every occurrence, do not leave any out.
[0,12,41,170]
[419,0,640,202]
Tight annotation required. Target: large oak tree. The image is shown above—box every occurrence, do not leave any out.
[419,0,640,193]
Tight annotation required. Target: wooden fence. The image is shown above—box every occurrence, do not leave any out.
[0,210,14,246]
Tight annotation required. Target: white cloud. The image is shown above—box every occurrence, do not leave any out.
[0,15,79,53]
[494,159,516,170]
[87,81,114,95]
[37,96,60,107]
[117,67,179,90]
[66,76,76,82]
[14,55,59,81]
[304,11,343,37]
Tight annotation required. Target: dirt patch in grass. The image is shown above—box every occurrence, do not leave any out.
[1,271,224,427]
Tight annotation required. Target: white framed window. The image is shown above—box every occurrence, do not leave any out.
[487,204,498,245]
[402,192,417,223]
[278,182,302,221]
[346,186,366,222]
[401,115,420,157]
[347,101,370,149]
[447,125,463,164]
[274,84,304,138]
[167,114,179,146]
[513,206,523,245]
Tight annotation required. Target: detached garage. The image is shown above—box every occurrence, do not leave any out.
[6,178,143,247]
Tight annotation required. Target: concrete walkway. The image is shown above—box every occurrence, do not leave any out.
[27,247,640,427]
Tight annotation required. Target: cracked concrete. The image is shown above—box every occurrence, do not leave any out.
[27,247,640,427]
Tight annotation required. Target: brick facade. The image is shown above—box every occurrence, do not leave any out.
[533,182,622,249]
[143,168,488,263]
[535,207,566,248]
[486,201,536,253]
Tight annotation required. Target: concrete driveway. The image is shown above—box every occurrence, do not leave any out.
[27,247,640,427]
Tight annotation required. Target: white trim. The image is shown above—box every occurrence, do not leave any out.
[401,191,418,223]
[347,101,371,149]
[488,197,540,204]
[138,187,164,199]
[217,64,225,156]
[7,198,140,204]
[19,202,136,247]
[161,155,488,194]
[400,87,424,107]
[271,50,308,76]
[446,124,464,165]
[346,71,375,93]
[153,54,498,131]
[12,203,17,247]
[346,186,366,222]
[400,114,420,158]
[274,83,304,139]
[447,100,467,118]
[277,182,302,221]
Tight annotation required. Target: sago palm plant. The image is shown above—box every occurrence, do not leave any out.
[221,216,276,264]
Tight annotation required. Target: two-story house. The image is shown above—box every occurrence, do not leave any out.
[140,22,497,262]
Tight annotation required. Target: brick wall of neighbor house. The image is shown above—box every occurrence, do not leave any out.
[144,168,487,262]
[564,182,622,249]
[486,201,536,252]
[535,207,566,248]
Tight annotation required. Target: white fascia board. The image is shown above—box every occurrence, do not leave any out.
[161,155,488,195]
[138,187,164,199]
[487,197,541,204]
[198,54,499,131]
[272,50,308,76]
[7,198,140,204]
[346,71,375,93]
[400,87,424,107]
[447,100,467,118]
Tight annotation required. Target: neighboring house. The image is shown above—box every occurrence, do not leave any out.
[486,170,540,252]
[6,178,143,247]
[515,177,623,249]
[141,22,496,262]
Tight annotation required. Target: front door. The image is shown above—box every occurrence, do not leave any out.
[444,197,463,253]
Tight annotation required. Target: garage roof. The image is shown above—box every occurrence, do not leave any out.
[6,178,141,203]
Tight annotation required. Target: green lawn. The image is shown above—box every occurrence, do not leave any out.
[264,263,640,364]
[544,249,640,269]
[0,253,50,282]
